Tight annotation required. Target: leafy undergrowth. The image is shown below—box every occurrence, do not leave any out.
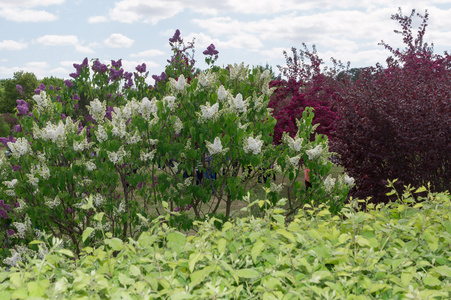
[0,185,450,299]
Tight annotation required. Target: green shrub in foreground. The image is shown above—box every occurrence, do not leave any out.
[0,184,450,299]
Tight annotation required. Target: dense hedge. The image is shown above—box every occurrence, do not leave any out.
[0,185,450,299]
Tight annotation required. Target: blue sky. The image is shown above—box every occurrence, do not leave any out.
[0,0,450,81]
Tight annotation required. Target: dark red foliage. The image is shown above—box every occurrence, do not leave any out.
[331,9,451,202]
[269,45,345,143]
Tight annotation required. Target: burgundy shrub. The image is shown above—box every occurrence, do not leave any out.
[331,9,451,202]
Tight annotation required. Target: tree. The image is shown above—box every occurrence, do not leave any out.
[0,71,38,114]
[331,9,451,202]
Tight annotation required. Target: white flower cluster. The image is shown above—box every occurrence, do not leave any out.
[26,173,39,187]
[121,99,140,120]
[87,98,106,123]
[140,149,156,162]
[243,136,263,155]
[306,144,323,160]
[217,85,229,101]
[169,74,188,93]
[206,137,229,156]
[287,155,301,168]
[270,182,283,193]
[107,146,128,165]
[229,62,248,81]
[85,161,97,171]
[3,179,18,189]
[139,97,158,120]
[15,199,27,213]
[73,138,90,152]
[7,137,31,158]
[13,217,31,239]
[92,194,104,207]
[283,133,304,152]
[324,175,337,193]
[126,131,142,144]
[230,94,248,113]
[339,174,355,187]
[111,118,127,139]
[95,125,108,143]
[173,116,183,134]
[163,96,177,111]
[3,252,21,267]
[199,102,219,121]
[197,71,216,88]
[5,189,15,197]
[32,90,52,114]
[44,195,61,209]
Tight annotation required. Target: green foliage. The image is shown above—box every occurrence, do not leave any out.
[0,71,38,114]
[1,185,450,299]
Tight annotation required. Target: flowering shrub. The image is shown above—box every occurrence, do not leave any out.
[331,9,451,202]
[268,45,345,144]
[0,30,353,264]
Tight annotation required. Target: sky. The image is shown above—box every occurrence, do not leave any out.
[0,0,450,82]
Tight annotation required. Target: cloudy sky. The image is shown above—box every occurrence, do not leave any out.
[0,0,450,81]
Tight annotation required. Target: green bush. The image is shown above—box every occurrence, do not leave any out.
[0,185,450,299]
[0,120,10,138]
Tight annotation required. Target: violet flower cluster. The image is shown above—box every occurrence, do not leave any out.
[70,58,89,79]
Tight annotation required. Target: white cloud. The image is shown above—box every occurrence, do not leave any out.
[104,33,134,48]
[0,40,28,50]
[88,15,108,23]
[0,7,58,22]
[36,35,94,53]
[0,0,65,7]
[130,49,165,58]
[109,0,183,24]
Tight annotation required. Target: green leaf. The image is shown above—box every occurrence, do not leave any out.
[434,266,451,277]
[276,229,295,243]
[57,249,74,257]
[189,266,215,289]
[27,279,50,297]
[235,269,260,279]
[29,240,45,245]
[423,276,442,287]
[189,252,203,273]
[130,265,141,277]
[118,273,134,286]
[167,232,186,255]
[82,227,94,243]
[251,239,266,263]
[415,186,427,193]
[217,238,227,254]
[106,238,123,251]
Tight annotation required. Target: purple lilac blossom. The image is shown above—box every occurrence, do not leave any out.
[135,63,146,73]
[111,59,122,68]
[105,106,115,120]
[109,68,124,81]
[0,209,7,219]
[73,94,80,101]
[203,44,219,56]
[56,86,61,91]
[92,60,108,73]
[12,164,22,171]
[137,182,143,189]
[169,29,182,43]
[16,84,23,94]
[61,114,67,119]
[14,124,22,133]
[39,83,46,90]
[34,88,41,94]
[0,136,16,147]
[7,229,15,236]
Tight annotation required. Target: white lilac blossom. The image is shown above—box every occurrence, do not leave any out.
[36,163,50,179]
[85,161,96,171]
[92,194,104,207]
[173,116,183,134]
[170,74,188,93]
[26,173,39,187]
[306,144,323,160]
[122,99,139,120]
[111,117,127,139]
[8,137,31,158]
[139,97,158,120]
[206,137,229,156]
[341,174,355,187]
[149,116,159,127]
[231,93,248,113]
[287,155,301,168]
[199,102,219,121]
[229,62,248,81]
[87,99,106,123]
[197,71,216,88]
[140,149,156,162]
[243,136,263,155]
[126,131,142,144]
[3,179,18,189]
[163,96,177,111]
[32,90,51,113]
[324,175,337,193]
[147,139,159,145]
[15,199,27,213]
[217,85,229,101]
[107,146,128,165]
[270,182,283,193]
[3,252,21,267]
[95,125,108,143]
[44,196,61,209]
[5,190,15,197]
[73,138,89,152]
[283,133,304,152]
